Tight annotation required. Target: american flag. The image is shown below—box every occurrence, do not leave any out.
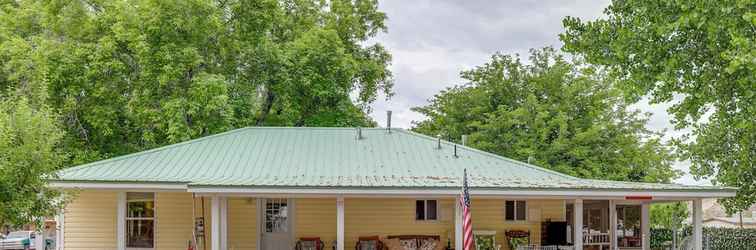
[460,169,474,250]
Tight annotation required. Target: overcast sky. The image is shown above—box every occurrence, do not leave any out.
[366,0,710,186]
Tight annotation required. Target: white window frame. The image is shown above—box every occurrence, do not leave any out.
[121,192,156,250]
[505,200,527,221]
[415,199,439,221]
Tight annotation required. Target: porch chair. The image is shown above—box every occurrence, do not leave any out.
[504,230,530,250]
[295,237,325,250]
[473,230,500,250]
[355,236,385,250]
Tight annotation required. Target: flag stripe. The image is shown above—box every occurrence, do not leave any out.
[461,169,474,250]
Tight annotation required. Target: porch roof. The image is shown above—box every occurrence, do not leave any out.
[54,127,734,195]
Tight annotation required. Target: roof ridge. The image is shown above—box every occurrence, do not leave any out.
[243,126,384,130]
[58,127,253,174]
[396,129,580,180]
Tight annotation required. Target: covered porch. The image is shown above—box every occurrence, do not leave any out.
[184,192,709,250]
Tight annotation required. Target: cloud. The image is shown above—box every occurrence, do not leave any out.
[367,0,705,185]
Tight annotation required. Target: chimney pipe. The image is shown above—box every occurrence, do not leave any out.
[461,135,468,146]
[454,144,458,158]
[436,136,442,149]
[386,110,392,133]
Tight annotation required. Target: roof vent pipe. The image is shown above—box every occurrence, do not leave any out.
[454,144,458,158]
[436,136,442,149]
[386,110,392,133]
[461,135,468,146]
[356,127,363,140]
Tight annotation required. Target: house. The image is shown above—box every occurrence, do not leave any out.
[697,199,756,228]
[50,127,735,250]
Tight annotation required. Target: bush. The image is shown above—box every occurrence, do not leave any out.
[652,227,756,250]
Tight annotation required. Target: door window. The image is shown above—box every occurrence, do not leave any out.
[265,199,289,233]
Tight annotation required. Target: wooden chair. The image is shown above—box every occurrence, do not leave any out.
[355,236,385,250]
[295,237,325,250]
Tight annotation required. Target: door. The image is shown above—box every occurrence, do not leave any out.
[261,198,294,250]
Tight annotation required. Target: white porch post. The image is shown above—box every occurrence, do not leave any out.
[692,199,703,250]
[641,202,650,250]
[454,199,463,250]
[211,196,221,250]
[574,199,583,250]
[609,200,617,250]
[55,209,65,250]
[220,197,228,250]
[337,196,345,250]
[117,192,126,250]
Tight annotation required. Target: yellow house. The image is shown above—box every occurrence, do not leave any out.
[50,127,735,250]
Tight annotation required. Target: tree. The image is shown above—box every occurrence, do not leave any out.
[0,0,391,165]
[413,48,679,182]
[0,96,65,228]
[651,202,688,249]
[561,0,755,213]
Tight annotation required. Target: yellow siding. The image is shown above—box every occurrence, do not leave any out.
[228,198,257,250]
[64,190,117,250]
[295,199,337,248]
[156,192,195,250]
[61,193,565,250]
[344,198,455,250]
[472,199,566,250]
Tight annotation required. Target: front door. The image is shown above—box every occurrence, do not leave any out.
[261,198,294,250]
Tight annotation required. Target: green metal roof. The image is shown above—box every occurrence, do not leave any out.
[56,127,732,192]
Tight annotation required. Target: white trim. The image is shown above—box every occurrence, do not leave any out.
[609,200,617,250]
[220,197,228,250]
[51,182,187,191]
[641,203,650,250]
[56,207,65,250]
[336,197,345,250]
[187,187,735,199]
[692,199,703,250]
[454,199,462,250]
[50,181,735,199]
[573,199,583,250]
[117,192,126,250]
[211,196,221,250]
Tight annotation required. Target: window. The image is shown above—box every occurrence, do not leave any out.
[265,198,289,233]
[416,200,438,220]
[505,200,527,221]
[126,192,155,248]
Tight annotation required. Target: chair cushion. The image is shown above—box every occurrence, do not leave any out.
[399,239,417,250]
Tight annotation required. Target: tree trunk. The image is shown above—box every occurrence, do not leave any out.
[255,89,275,126]
[740,212,744,229]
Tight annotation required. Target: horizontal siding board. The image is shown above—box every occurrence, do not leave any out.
[64,190,117,250]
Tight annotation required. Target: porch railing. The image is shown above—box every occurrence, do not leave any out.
[515,245,574,250]
[584,232,610,245]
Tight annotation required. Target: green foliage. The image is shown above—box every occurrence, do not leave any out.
[650,202,688,248]
[0,97,65,227]
[651,202,689,230]
[653,227,756,250]
[561,0,755,213]
[413,48,679,182]
[0,0,392,166]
